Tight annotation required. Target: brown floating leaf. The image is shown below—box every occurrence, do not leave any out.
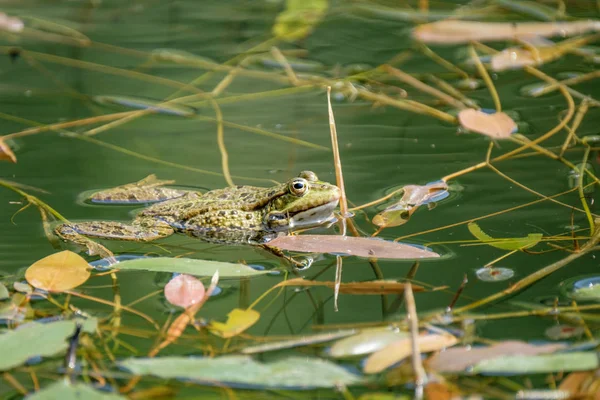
[164,274,205,308]
[364,333,458,374]
[276,277,425,295]
[426,341,566,373]
[209,308,260,338]
[267,235,440,259]
[0,138,16,163]
[458,109,517,139]
[25,250,91,292]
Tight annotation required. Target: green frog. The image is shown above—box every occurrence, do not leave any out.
[54,171,341,261]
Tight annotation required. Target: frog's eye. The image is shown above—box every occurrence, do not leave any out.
[289,178,308,196]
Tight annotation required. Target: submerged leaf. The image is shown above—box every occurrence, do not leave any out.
[329,327,411,358]
[25,250,91,292]
[164,274,205,308]
[267,235,440,259]
[472,352,598,375]
[115,257,269,278]
[209,308,260,338]
[427,341,566,373]
[0,320,92,370]
[277,277,426,295]
[27,381,126,400]
[468,222,542,250]
[364,333,458,374]
[373,182,449,227]
[458,109,517,139]
[120,355,362,389]
[0,137,16,163]
[273,0,328,41]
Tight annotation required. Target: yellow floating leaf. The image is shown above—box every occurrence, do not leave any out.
[276,277,426,295]
[25,250,91,292]
[468,222,542,250]
[458,109,517,139]
[209,308,260,338]
[0,137,16,163]
[273,0,328,41]
[363,333,458,374]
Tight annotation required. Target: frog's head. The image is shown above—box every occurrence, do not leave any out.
[265,171,340,231]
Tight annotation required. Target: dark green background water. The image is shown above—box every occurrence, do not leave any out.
[1,0,600,397]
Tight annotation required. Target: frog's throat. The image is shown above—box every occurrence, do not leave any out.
[286,199,339,229]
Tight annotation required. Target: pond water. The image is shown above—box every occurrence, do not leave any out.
[1,1,600,398]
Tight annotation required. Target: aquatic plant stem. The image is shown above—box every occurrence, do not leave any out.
[452,219,600,314]
[468,45,501,112]
[577,146,594,235]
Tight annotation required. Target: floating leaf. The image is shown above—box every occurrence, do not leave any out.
[0,283,8,301]
[0,293,32,322]
[426,341,566,373]
[94,95,197,117]
[468,222,542,250]
[0,320,95,370]
[267,235,440,259]
[329,327,411,358]
[277,277,425,295]
[13,281,32,294]
[458,109,517,139]
[25,250,91,292]
[242,330,356,354]
[273,0,328,41]
[472,352,598,375]
[120,355,362,389]
[364,333,458,374]
[209,308,260,338]
[475,267,515,282]
[373,182,449,227]
[0,12,23,33]
[164,274,205,308]
[545,325,585,340]
[0,137,16,163]
[412,20,600,44]
[27,381,126,400]
[115,257,269,278]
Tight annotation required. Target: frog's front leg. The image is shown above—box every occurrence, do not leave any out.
[55,218,175,249]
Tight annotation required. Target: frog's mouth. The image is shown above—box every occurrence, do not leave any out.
[287,199,340,229]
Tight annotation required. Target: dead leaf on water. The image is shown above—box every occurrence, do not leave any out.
[426,341,566,373]
[209,308,260,338]
[0,138,16,163]
[458,109,517,139]
[364,332,458,374]
[25,250,91,292]
[276,277,426,295]
[267,235,440,259]
[164,274,205,308]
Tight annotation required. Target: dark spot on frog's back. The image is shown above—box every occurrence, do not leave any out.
[218,211,226,216]
[218,194,228,199]
[230,210,238,215]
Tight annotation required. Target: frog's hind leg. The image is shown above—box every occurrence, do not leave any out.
[55,220,174,244]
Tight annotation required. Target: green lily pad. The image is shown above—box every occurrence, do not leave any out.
[28,381,126,400]
[472,352,598,374]
[114,258,269,278]
[468,222,542,250]
[0,319,97,371]
[120,355,362,389]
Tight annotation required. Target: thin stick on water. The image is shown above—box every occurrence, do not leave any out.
[405,283,426,399]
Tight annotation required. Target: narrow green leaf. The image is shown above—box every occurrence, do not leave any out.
[28,381,126,400]
[120,355,362,389]
[467,222,542,250]
[472,352,598,374]
[115,257,269,278]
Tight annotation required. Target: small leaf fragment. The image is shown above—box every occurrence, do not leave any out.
[0,137,16,163]
[209,308,260,338]
[468,222,542,250]
[25,250,91,292]
[329,327,410,358]
[164,274,206,308]
[458,109,517,139]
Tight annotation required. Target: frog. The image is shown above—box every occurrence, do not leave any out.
[54,171,341,263]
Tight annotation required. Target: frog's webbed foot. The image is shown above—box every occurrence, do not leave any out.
[260,244,312,269]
